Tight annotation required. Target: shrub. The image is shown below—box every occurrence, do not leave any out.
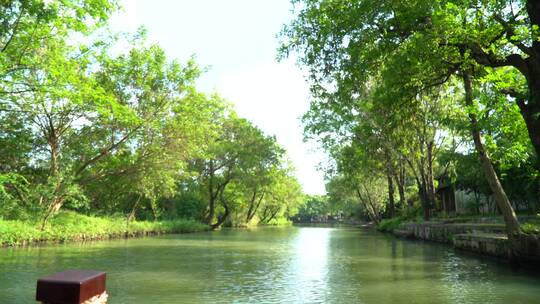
[377,217,404,233]
[522,223,540,235]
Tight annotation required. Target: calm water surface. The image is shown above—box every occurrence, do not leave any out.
[1,226,539,303]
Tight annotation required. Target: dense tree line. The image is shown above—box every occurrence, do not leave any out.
[0,0,303,229]
[281,0,540,252]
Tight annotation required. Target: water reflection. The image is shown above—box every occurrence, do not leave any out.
[1,227,539,304]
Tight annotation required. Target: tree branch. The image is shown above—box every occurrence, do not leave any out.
[492,14,532,56]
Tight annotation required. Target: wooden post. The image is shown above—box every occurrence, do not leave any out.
[36,270,107,304]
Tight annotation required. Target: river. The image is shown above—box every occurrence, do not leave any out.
[1,226,539,303]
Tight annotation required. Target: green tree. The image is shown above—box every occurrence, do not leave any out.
[280,0,533,243]
[257,166,303,224]
[1,0,118,95]
[192,115,284,228]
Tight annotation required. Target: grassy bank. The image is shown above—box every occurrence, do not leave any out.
[0,211,209,247]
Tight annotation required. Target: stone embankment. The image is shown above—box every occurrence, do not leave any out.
[393,221,540,262]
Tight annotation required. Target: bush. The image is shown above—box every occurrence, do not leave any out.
[174,193,207,220]
[403,204,423,220]
[522,223,540,235]
[377,217,405,233]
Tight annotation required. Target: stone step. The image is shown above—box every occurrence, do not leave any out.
[450,223,507,234]
[401,222,507,240]
[453,233,509,258]
[402,222,506,234]
[393,229,414,238]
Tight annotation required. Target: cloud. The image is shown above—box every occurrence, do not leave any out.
[217,59,326,194]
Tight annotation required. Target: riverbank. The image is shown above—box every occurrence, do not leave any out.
[377,216,540,263]
[0,211,209,247]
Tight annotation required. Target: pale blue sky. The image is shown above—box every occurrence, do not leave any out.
[109,0,326,194]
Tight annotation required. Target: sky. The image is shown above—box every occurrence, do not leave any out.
[109,0,327,195]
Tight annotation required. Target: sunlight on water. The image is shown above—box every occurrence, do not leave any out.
[290,228,330,303]
[1,227,539,304]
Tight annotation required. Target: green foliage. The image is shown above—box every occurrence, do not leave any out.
[0,173,29,220]
[264,218,293,226]
[296,195,330,221]
[256,165,304,224]
[402,204,424,221]
[187,113,303,227]
[377,217,405,233]
[521,223,540,235]
[167,192,207,220]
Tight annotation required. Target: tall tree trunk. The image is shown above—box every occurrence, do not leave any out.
[418,159,431,221]
[387,173,395,218]
[211,197,230,229]
[259,206,271,223]
[246,189,258,223]
[49,138,60,175]
[266,207,281,223]
[462,72,521,239]
[40,196,64,230]
[356,186,380,224]
[394,173,406,209]
[473,190,481,215]
[404,157,427,215]
[246,191,264,223]
[426,141,436,212]
[206,161,216,225]
[418,181,430,221]
[127,194,142,223]
[393,157,406,208]
[206,199,216,225]
[40,125,65,230]
[206,194,216,225]
[516,65,540,170]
